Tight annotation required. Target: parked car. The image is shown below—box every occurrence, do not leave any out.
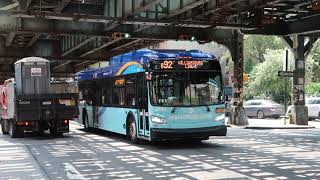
[287,97,320,121]
[243,99,285,119]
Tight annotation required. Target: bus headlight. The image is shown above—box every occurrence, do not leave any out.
[151,116,166,124]
[214,114,225,122]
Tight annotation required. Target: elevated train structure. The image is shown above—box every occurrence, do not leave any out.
[0,0,319,125]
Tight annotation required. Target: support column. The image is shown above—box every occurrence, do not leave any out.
[291,35,308,125]
[228,30,248,126]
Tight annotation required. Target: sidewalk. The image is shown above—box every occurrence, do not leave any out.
[226,118,319,129]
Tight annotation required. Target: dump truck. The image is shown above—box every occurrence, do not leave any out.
[0,57,78,138]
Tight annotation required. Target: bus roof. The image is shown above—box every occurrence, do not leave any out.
[75,49,217,81]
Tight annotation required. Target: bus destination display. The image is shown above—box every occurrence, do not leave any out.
[159,60,205,70]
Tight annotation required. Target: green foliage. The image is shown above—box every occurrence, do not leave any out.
[244,35,285,64]
[246,49,292,103]
[306,40,320,82]
[244,58,254,73]
[305,82,320,96]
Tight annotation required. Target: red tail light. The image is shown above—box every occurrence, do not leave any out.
[64,120,68,124]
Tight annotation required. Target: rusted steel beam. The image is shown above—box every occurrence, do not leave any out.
[0,55,102,62]
[110,39,141,51]
[80,38,122,57]
[0,2,19,10]
[127,0,164,17]
[0,10,210,28]
[5,32,15,47]
[163,0,209,19]
[17,0,32,11]
[54,0,71,12]
[52,61,72,70]
[62,36,96,57]
[26,33,40,47]
[134,0,209,33]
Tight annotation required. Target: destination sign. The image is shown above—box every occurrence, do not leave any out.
[158,60,206,70]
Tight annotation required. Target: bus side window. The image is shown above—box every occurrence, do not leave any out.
[136,74,147,108]
[126,76,136,107]
[113,87,121,105]
[103,79,112,105]
[126,86,135,106]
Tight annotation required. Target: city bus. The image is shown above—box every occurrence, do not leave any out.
[75,49,226,143]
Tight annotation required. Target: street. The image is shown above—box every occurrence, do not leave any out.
[1,120,320,180]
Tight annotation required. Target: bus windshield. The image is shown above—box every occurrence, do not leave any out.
[150,71,223,107]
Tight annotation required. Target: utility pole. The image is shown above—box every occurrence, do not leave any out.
[284,49,288,125]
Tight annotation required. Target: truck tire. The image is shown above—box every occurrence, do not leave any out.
[9,121,24,138]
[50,127,62,137]
[1,120,9,135]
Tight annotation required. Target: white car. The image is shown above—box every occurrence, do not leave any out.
[287,97,320,120]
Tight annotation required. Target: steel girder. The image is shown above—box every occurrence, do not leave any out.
[0,0,320,76]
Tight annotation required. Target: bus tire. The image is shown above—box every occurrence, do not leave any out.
[9,121,23,138]
[128,116,138,144]
[83,111,89,130]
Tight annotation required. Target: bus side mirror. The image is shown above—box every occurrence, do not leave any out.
[225,95,230,101]
[145,72,153,81]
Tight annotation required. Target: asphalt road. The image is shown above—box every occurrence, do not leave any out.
[1,121,320,180]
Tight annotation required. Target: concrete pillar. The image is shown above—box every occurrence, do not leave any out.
[229,30,248,126]
[291,35,308,125]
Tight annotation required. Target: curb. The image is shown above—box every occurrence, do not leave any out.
[244,126,316,130]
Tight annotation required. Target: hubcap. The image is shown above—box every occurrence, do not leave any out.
[258,111,263,118]
[130,122,136,140]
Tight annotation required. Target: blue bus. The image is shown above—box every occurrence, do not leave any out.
[75,49,226,143]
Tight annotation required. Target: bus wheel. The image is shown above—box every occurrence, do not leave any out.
[128,117,138,144]
[83,114,89,130]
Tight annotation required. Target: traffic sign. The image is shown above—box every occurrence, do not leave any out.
[278,71,294,77]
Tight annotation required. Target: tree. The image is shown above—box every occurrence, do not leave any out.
[246,49,292,104]
[244,35,285,64]
[306,39,320,82]
[305,82,320,96]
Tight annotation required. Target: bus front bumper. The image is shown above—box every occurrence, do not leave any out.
[150,125,227,141]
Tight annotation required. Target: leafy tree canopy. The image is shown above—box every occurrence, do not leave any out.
[246,49,292,103]
[244,35,285,64]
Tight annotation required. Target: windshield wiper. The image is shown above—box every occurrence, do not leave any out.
[197,93,211,112]
[203,103,211,112]
[171,106,179,113]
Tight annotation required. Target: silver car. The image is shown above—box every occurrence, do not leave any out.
[244,99,285,119]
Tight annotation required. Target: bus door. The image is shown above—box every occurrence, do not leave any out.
[137,74,150,137]
[93,81,101,128]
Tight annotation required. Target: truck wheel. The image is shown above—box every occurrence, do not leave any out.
[1,120,9,135]
[128,117,138,144]
[9,122,23,138]
[50,127,62,137]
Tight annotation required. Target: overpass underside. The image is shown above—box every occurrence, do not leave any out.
[0,0,319,125]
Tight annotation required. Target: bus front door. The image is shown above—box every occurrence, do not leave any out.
[137,75,150,138]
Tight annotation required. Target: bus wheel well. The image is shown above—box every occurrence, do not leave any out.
[126,112,135,135]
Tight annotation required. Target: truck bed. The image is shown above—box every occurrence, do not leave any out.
[16,93,78,121]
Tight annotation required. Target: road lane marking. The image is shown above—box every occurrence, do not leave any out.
[64,163,86,180]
